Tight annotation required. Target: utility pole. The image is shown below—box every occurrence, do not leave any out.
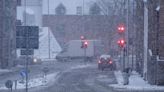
[126,0,130,68]
[24,0,28,92]
[48,0,51,59]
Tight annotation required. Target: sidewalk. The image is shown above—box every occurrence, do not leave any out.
[110,71,164,91]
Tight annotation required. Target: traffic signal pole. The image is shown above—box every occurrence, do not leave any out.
[123,48,126,70]
[84,48,86,63]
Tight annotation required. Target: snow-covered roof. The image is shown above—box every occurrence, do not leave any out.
[100,54,111,59]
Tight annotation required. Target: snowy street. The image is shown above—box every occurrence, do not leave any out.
[0,60,118,92]
[1,0,164,92]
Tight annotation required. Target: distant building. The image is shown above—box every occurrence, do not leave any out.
[43,15,117,54]
[0,0,17,68]
[42,0,97,15]
[17,0,43,27]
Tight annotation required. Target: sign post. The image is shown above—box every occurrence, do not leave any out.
[5,80,13,92]
[16,26,39,92]
[42,67,49,83]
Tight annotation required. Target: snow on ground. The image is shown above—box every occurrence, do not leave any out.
[70,64,93,69]
[0,69,11,74]
[0,72,59,90]
[110,71,164,91]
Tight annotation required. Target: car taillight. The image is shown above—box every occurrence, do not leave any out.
[109,61,112,64]
[98,60,101,64]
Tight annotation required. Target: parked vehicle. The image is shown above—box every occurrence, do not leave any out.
[98,54,116,71]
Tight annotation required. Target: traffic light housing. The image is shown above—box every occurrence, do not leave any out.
[81,40,88,48]
[80,35,85,40]
[117,39,126,48]
[117,25,125,33]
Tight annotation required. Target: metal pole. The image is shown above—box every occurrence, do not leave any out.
[132,0,135,70]
[123,48,125,70]
[48,0,51,59]
[156,6,160,85]
[126,0,130,68]
[24,0,28,92]
[85,48,86,62]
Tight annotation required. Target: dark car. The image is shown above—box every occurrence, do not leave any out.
[98,55,116,71]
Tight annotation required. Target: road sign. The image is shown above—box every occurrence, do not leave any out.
[16,26,39,49]
[20,71,26,77]
[5,80,13,89]
[21,49,34,55]
[20,69,30,77]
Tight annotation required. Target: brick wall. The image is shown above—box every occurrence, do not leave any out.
[147,0,164,85]
[159,0,164,59]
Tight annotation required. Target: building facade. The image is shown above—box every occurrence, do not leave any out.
[43,15,118,54]
[0,0,17,68]
[136,0,164,85]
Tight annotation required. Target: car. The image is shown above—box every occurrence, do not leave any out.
[98,54,116,71]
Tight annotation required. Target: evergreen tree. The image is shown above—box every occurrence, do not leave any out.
[55,3,66,15]
[89,3,101,15]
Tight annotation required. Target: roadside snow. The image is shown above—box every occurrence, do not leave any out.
[114,71,124,85]
[110,71,164,91]
[70,64,93,69]
[0,72,59,90]
[0,69,11,74]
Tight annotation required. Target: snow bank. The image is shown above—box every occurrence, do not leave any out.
[0,69,11,74]
[0,72,59,90]
[70,64,93,69]
[110,71,164,91]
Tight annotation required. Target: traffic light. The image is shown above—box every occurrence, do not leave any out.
[117,39,126,48]
[84,41,88,48]
[117,25,125,33]
[80,35,85,40]
[81,40,88,48]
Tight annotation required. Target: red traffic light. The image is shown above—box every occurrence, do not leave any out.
[117,40,121,44]
[84,41,88,45]
[117,25,125,33]
[117,39,126,48]
[120,39,125,44]
[81,40,88,48]
[80,36,85,40]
